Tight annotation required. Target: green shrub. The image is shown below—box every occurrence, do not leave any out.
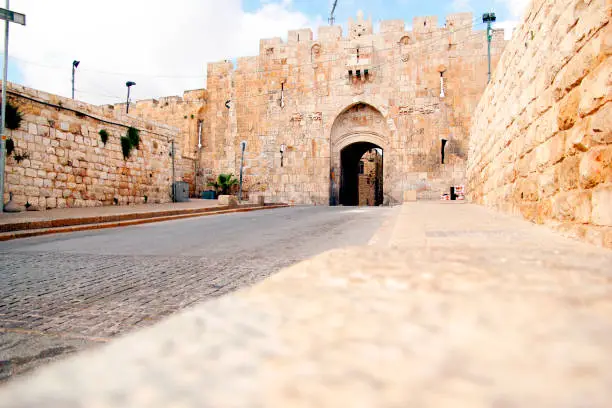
[208,173,239,195]
[120,136,132,159]
[99,129,109,145]
[127,127,140,150]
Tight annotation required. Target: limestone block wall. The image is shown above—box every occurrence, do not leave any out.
[358,150,382,206]
[3,83,184,209]
[467,0,611,248]
[202,12,507,205]
[104,89,207,196]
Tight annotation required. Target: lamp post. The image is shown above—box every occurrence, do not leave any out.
[0,1,26,212]
[171,140,175,202]
[482,12,497,83]
[71,60,79,100]
[280,143,286,167]
[125,81,136,114]
[238,140,246,201]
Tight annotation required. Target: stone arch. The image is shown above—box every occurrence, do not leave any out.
[330,103,389,205]
[399,35,412,45]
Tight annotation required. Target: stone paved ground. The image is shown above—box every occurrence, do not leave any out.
[0,206,392,381]
[0,202,610,407]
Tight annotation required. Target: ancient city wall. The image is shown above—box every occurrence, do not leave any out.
[104,89,207,196]
[2,82,192,209]
[467,0,611,247]
[202,12,507,205]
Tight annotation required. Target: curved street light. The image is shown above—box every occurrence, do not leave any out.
[125,81,136,113]
[71,60,79,100]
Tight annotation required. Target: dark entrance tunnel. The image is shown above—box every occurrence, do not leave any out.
[340,142,383,206]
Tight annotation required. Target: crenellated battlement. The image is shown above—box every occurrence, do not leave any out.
[250,11,498,61]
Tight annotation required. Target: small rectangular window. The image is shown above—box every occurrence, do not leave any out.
[359,161,365,174]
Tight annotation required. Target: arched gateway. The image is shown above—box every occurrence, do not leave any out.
[330,103,389,206]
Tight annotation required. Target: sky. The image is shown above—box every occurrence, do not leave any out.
[3,0,530,105]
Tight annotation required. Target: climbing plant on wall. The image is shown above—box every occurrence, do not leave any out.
[127,127,140,149]
[99,129,109,145]
[120,127,141,159]
[3,101,23,157]
[120,136,132,160]
[4,101,23,130]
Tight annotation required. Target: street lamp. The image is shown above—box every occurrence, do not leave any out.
[71,60,79,100]
[482,12,497,83]
[125,81,136,114]
[0,1,27,212]
[280,143,286,167]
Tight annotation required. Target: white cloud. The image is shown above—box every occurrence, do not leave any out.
[493,0,531,40]
[451,0,473,12]
[502,0,531,19]
[494,20,520,40]
[7,0,320,105]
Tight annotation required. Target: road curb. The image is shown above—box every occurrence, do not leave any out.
[0,204,289,242]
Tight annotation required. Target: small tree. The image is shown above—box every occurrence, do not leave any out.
[208,173,238,195]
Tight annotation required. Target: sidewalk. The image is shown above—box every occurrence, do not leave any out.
[1,202,611,407]
[0,199,287,240]
[0,199,220,226]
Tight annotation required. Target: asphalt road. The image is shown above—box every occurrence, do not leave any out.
[0,206,392,382]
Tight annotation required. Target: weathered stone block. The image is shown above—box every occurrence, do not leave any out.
[45,197,57,209]
[24,186,39,197]
[218,195,238,207]
[552,190,592,223]
[588,102,611,144]
[591,185,612,226]
[557,88,581,131]
[579,146,612,189]
[557,155,581,191]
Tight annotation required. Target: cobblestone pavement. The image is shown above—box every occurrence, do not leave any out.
[0,206,393,381]
[1,203,610,407]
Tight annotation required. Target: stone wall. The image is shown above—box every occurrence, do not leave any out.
[358,149,382,206]
[201,12,506,205]
[104,89,207,197]
[467,0,611,247]
[2,82,188,209]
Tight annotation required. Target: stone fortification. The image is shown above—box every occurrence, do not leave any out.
[2,82,194,209]
[104,89,207,196]
[198,12,506,204]
[467,0,611,248]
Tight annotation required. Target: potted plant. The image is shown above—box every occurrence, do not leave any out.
[208,173,239,206]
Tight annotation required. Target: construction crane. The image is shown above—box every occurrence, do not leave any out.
[329,0,338,25]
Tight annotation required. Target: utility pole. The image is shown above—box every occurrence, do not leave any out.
[171,140,176,202]
[0,1,26,212]
[238,140,246,201]
[71,60,80,99]
[483,12,496,84]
